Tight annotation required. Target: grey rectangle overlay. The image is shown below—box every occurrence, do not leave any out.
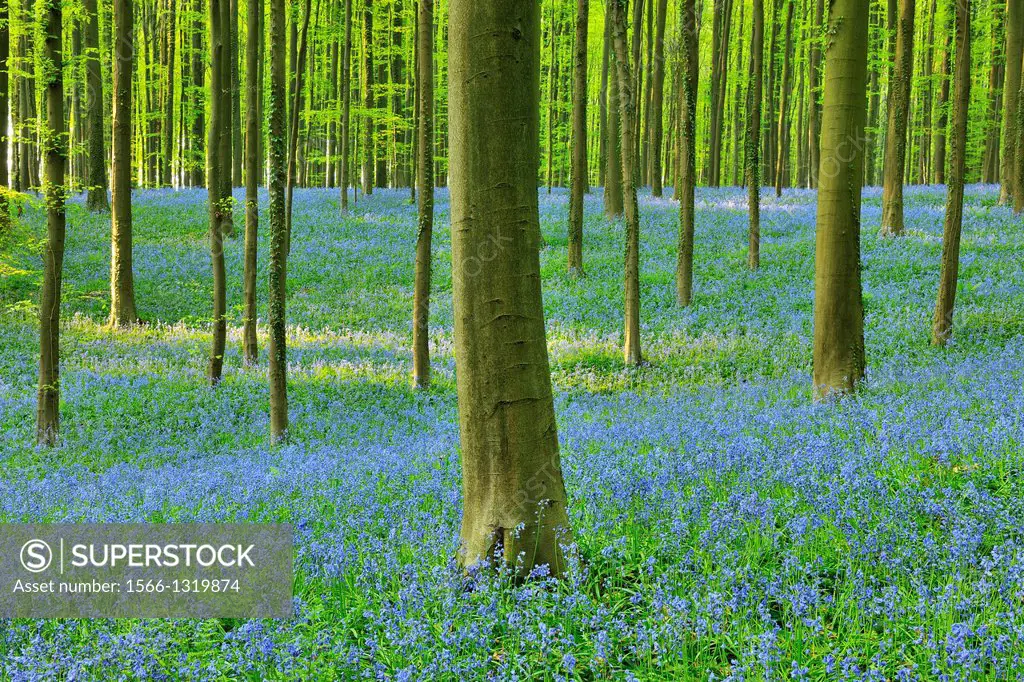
[0,524,293,618]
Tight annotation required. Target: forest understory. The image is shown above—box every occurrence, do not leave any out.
[1,184,1023,680]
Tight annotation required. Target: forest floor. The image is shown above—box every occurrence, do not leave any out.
[1,185,1023,679]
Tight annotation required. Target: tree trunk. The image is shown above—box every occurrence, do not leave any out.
[677,0,698,304]
[611,0,642,366]
[243,0,263,365]
[361,0,374,194]
[0,2,9,233]
[568,0,588,276]
[340,0,353,211]
[604,11,623,218]
[110,0,139,327]
[649,0,668,197]
[1001,0,1022,204]
[449,0,572,578]
[934,27,952,185]
[932,0,970,345]
[412,0,433,389]
[748,0,763,269]
[807,0,822,188]
[598,15,610,188]
[285,0,314,252]
[812,0,868,398]
[82,0,110,210]
[37,0,67,447]
[546,1,558,193]
[774,0,794,197]
[268,0,289,441]
[190,0,206,187]
[917,0,935,184]
[880,0,914,236]
[981,4,1003,185]
[208,0,229,384]
[1015,53,1024,213]
[161,0,177,187]
[230,0,243,186]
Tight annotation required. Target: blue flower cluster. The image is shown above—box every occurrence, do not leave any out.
[1,184,1023,679]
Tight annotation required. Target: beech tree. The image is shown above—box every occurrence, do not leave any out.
[207,0,230,384]
[412,0,433,389]
[812,0,868,397]
[880,0,914,237]
[567,0,588,276]
[449,0,572,577]
[648,0,667,197]
[268,0,289,441]
[0,2,8,234]
[677,0,698,304]
[37,0,67,446]
[83,0,108,211]
[109,0,138,327]
[340,0,353,211]
[611,0,642,366]
[1001,1,1022,205]
[932,0,971,344]
[243,0,263,365]
[747,0,764,269]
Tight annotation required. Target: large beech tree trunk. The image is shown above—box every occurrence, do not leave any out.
[880,0,914,236]
[677,0,698,305]
[110,0,139,327]
[268,0,289,441]
[567,0,588,276]
[932,0,970,344]
[813,0,868,397]
[37,0,67,447]
[412,0,433,389]
[449,0,572,578]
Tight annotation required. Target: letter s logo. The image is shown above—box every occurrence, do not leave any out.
[20,540,53,574]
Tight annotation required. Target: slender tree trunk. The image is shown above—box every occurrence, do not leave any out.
[546,0,558,193]
[630,0,645,182]
[748,0,764,269]
[611,0,642,365]
[243,0,263,365]
[932,0,970,344]
[677,0,698,304]
[568,0,588,276]
[918,0,935,184]
[813,0,868,398]
[649,0,668,197]
[981,4,1003,185]
[37,0,67,447]
[605,6,623,218]
[161,0,177,187]
[190,0,205,187]
[110,0,139,327]
[268,0,289,441]
[208,0,229,384]
[449,0,572,578]
[412,0,433,389]
[83,0,110,210]
[880,0,914,236]
[361,0,374,194]
[340,0,353,211]
[0,3,8,233]
[934,27,952,185]
[1002,0,1023,204]
[285,0,314,252]
[774,0,795,197]
[599,15,610,188]
[230,0,243,186]
[807,0,822,189]
[864,3,882,185]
